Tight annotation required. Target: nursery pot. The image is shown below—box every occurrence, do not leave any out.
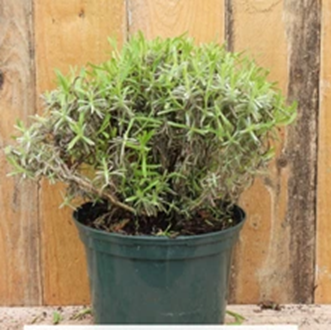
[73,202,246,324]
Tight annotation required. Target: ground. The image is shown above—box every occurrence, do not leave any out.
[1,305,330,329]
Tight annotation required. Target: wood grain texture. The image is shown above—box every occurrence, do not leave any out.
[128,0,224,43]
[34,0,127,305]
[316,0,331,304]
[0,0,41,305]
[228,0,320,304]
[227,0,291,304]
[283,0,320,303]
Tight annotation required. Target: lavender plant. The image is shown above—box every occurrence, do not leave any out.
[6,34,296,232]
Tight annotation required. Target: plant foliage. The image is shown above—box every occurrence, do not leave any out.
[6,33,296,225]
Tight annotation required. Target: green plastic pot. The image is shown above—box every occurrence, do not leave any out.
[73,203,245,324]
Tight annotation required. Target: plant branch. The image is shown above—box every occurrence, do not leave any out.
[52,160,136,214]
[70,175,136,214]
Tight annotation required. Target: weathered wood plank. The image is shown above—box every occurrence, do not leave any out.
[128,0,224,43]
[34,0,127,305]
[0,0,41,305]
[316,0,331,304]
[229,0,320,304]
[283,0,320,303]
[227,0,291,304]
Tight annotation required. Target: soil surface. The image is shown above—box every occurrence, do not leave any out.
[76,201,243,236]
[1,305,330,329]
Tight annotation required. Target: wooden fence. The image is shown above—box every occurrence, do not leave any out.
[0,0,329,306]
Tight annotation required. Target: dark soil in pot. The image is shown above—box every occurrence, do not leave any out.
[77,200,241,236]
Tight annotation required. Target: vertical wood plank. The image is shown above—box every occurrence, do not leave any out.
[34,0,127,305]
[284,0,320,303]
[0,0,42,305]
[229,0,320,304]
[227,0,290,303]
[128,0,224,43]
[316,0,331,303]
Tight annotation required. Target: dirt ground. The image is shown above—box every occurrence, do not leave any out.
[1,305,330,329]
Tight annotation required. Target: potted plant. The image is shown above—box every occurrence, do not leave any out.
[6,34,296,324]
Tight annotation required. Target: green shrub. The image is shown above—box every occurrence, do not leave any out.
[6,33,296,230]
